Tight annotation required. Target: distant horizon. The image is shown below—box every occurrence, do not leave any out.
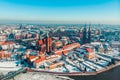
[0,19,120,25]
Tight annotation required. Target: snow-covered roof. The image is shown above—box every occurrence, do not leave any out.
[91,42,101,45]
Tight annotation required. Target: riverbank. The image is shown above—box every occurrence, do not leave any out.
[10,72,74,80]
[70,66,120,80]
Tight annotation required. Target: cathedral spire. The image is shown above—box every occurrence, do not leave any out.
[88,24,91,43]
[82,24,87,44]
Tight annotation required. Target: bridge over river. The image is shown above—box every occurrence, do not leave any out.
[1,68,27,80]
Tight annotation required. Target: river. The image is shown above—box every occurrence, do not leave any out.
[70,66,120,80]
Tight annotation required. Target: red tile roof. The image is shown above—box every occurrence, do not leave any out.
[2,41,15,45]
[86,48,94,53]
[29,55,38,62]
[63,50,68,55]
[39,40,43,45]
[35,59,42,63]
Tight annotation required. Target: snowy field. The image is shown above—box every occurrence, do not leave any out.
[10,72,74,80]
[0,61,18,67]
[0,61,21,75]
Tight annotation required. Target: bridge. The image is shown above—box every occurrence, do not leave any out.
[1,68,27,80]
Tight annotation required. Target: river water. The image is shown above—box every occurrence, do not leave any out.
[70,66,120,80]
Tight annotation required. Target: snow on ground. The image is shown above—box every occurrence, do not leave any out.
[50,66,66,72]
[0,67,20,71]
[10,72,73,80]
[0,61,17,67]
[0,71,9,75]
[0,61,22,75]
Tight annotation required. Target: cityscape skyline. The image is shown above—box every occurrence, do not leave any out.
[0,0,120,24]
[0,1,120,80]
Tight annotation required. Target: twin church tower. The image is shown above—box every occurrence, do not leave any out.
[82,24,91,44]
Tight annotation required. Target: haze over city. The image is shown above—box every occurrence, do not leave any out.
[0,0,120,24]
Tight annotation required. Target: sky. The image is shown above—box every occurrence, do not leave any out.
[0,0,120,24]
